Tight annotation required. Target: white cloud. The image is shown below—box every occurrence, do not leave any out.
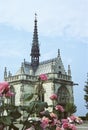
[0,48,21,58]
[0,0,88,39]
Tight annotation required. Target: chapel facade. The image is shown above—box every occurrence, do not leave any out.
[4,14,75,110]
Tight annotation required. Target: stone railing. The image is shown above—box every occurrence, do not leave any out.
[5,73,71,82]
[47,73,71,81]
[5,74,37,82]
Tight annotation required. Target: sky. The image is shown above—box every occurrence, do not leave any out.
[0,0,88,116]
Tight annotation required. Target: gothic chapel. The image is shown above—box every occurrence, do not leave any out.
[4,14,75,110]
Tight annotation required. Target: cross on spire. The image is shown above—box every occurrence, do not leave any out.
[35,13,37,20]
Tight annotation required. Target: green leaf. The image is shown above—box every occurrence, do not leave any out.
[25,101,48,115]
[9,109,21,119]
[24,93,33,101]
[20,106,29,112]
[27,101,37,113]
[0,106,4,113]
[23,120,32,128]
[33,101,48,114]
[0,116,12,125]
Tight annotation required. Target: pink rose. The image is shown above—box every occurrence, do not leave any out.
[0,82,14,97]
[62,122,69,129]
[41,117,49,129]
[61,119,68,124]
[50,112,57,118]
[50,94,57,100]
[56,126,62,130]
[39,74,47,81]
[5,91,14,97]
[55,105,64,112]
[0,82,9,94]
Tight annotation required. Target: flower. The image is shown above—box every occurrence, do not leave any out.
[61,119,68,124]
[5,91,14,97]
[70,115,76,121]
[55,105,64,112]
[56,126,62,130]
[62,122,69,129]
[39,74,47,81]
[70,124,77,130]
[67,117,74,124]
[0,82,9,94]
[50,94,57,100]
[40,110,50,117]
[40,116,50,129]
[50,112,57,118]
[75,117,83,124]
[0,81,14,97]
[62,122,77,130]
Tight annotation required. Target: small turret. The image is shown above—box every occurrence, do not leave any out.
[8,71,12,77]
[58,49,60,57]
[4,67,7,79]
[68,65,71,76]
[21,63,25,74]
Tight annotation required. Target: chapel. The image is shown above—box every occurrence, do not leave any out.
[4,14,75,110]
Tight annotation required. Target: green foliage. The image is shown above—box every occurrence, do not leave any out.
[21,101,48,115]
[34,101,48,114]
[86,112,88,116]
[30,121,42,130]
[0,116,12,126]
[49,125,56,130]
[0,106,4,113]
[84,82,88,109]
[24,93,34,101]
[86,113,88,120]
[65,103,77,116]
[79,116,86,120]
[0,104,21,127]
[84,85,88,93]
[9,109,21,119]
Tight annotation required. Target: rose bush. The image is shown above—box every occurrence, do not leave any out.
[0,74,82,130]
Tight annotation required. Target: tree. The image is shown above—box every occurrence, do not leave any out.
[65,103,77,116]
[84,73,88,109]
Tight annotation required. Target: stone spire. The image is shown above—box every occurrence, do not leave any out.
[21,63,25,74]
[58,49,60,57]
[68,65,71,76]
[30,14,40,72]
[4,67,7,79]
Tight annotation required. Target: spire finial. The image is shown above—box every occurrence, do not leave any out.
[35,13,37,20]
[4,67,7,79]
[68,65,71,76]
[58,49,60,57]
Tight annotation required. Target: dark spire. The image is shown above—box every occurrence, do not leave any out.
[30,14,40,71]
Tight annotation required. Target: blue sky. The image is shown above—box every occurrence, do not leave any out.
[0,0,88,116]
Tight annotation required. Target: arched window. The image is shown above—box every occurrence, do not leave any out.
[59,71,61,74]
[57,86,70,105]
